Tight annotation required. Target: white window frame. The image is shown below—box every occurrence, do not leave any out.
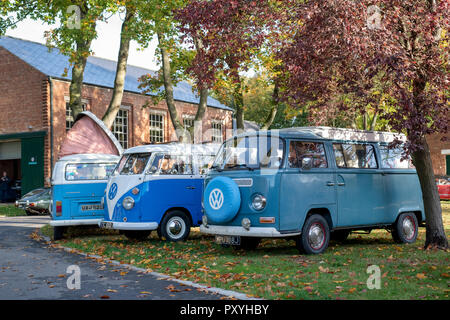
[112,107,130,149]
[149,110,165,143]
[65,97,88,131]
[211,120,224,143]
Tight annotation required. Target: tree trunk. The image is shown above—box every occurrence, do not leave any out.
[261,82,279,130]
[412,137,448,249]
[102,8,134,129]
[68,6,94,120]
[157,32,188,142]
[233,78,245,131]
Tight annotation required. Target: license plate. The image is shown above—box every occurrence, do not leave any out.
[101,222,113,229]
[81,204,103,211]
[215,235,241,245]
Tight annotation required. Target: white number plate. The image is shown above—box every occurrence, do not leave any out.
[215,235,241,245]
[101,222,113,229]
[81,204,103,211]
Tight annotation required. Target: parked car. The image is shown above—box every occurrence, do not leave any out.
[436,176,450,200]
[100,143,219,241]
[15,187,51,215]
[201,127,425,254]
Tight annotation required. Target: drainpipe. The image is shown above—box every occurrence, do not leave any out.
[48,76,54,181]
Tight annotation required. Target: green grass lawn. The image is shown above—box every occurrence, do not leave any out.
[0,204,26,216]
[41,202,450,300]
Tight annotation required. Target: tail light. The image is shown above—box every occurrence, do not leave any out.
[56,201,62,216]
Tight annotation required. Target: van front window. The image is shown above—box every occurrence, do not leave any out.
[120,153,151,175]
[213,135,284,171]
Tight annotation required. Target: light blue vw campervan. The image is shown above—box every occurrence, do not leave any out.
[100,143,219,241]
[50,154,119,239]
[50,111,122,240]
[201,127,425,254]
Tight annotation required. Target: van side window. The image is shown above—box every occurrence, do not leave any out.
[159,155,193,175]
[120,153,151,175]
[65,163,116,181]
[288,141,327,168]
[333,143,377,169]
[198,155,215,175]
[379,145,413,169]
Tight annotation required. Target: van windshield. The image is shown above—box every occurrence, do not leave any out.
[212,135,284,171]
[119,153,151,175]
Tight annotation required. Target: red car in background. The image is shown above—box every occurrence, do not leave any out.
[436,176,450,200]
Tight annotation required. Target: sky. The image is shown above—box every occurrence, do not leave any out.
[5,13,160,70]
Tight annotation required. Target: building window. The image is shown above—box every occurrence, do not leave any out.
[112,108,129,149]
[211,121,223,143]
[66,102,87,131]
[183,116,194,130]
[150,112,165,143]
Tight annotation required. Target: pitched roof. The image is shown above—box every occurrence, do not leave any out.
[0,36,231,111]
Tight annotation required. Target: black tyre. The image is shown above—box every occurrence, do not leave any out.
[160,211,191,242]
[156,226,162,239]
[232,237,261,250]
[392,212,418,244]
[296,214,330,254]
[53,226,66,240]
[330,230,350,242]
[123,230,151,241]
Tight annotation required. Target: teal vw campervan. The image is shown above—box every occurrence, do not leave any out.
[201,127,425,254]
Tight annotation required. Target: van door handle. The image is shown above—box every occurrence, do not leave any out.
[186,186,196,190]
[337,182,345,186]
[326,182,335,186]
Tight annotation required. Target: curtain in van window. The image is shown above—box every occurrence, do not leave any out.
[333,144,377,169]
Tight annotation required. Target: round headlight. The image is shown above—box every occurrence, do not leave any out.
[242,218,251,230]
[122,196,135,210]
[252,194,266,211]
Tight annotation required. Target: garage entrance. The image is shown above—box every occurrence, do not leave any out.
[0,131,46,197]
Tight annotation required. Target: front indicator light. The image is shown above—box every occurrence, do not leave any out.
[122,196,135,210]
[260,217,275,224]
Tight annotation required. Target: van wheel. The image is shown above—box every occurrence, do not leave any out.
[53,226,66,240]
[296,214,330,254]
[156,227,162,239]
[392,212,418,244]
[331,230,350,242]
[123,230,151,241]
[232,237,261,250]
[161,211,191,242]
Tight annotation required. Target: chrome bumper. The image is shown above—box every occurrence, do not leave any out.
[99,221,158,231]
[200,224,300,237]
[50,219,102,227]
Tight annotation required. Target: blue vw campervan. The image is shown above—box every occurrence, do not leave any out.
[201,127,425,254]
[50,154,119,239]
[100,143,219,241]
[50,111,123,240]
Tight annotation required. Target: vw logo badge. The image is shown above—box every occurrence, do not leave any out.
[209,188,224,210]
[108,183,118,200]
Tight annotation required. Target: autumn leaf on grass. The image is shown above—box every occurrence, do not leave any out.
[100,295,110,299]
[140,291,152,294]
[348,288,357,294]
[120,271,128,276]
[416,273,427,279]
[57,274,65,278]
[318,266,330,273]
[441,273,450,278]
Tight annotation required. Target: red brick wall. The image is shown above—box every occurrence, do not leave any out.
[0,48,47,134]
[427,133,450,176]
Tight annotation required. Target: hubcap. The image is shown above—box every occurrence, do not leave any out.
[308,223,325,250]
[402,216,415,240]
[167,217,186,239]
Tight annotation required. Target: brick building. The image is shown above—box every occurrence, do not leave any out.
[427,133,450,177]
[0,36,233,195]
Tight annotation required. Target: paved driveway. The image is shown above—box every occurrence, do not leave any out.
[0,216,221,300]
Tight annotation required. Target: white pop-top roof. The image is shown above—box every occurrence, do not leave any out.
[123,143,220,155]
[280,126,407,143]
[57,153,120,163]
